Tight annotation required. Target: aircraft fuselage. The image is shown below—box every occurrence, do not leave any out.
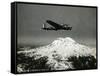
[42,20,72,31]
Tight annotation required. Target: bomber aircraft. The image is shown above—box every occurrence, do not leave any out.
[42,20,72,31]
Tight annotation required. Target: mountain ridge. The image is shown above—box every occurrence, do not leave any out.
[18,37,95,57]
[17,37,96,72]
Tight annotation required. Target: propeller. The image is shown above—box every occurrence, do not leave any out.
[63,24,68,27]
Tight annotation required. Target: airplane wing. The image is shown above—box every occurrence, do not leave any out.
[46,20,63,29]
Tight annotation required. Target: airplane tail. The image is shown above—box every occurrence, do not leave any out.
[43,23,46,28]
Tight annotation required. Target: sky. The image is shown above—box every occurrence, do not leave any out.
[17,3,97,47]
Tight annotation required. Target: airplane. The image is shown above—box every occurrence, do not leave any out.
[42,20,72,31]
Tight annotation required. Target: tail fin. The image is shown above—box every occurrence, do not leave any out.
[43,23,46,28]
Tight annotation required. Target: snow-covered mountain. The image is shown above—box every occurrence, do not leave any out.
[17,37,96,73]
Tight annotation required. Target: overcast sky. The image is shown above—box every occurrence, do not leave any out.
[17,3,97,47]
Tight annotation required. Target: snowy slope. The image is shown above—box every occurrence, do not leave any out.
[17,37,96,72]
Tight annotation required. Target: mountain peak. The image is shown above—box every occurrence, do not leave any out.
[64,37,75,42]
[51,37,76,46]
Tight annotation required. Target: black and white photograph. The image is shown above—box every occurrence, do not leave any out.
[11,2,97,74]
